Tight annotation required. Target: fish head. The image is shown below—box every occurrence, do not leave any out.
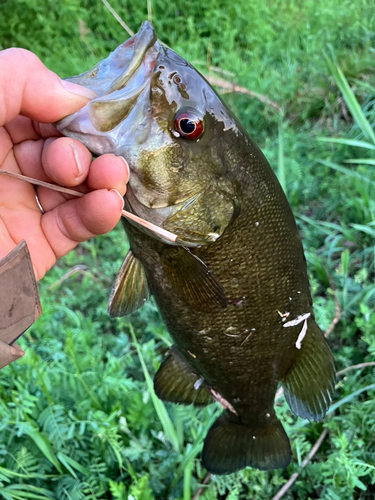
[57,21,244,243]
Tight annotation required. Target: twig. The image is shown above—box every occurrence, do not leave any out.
[46,265,111,291]
[324,273,340,338]
[101,0,134,36]
[208,66,235,78]
[0,169,85,197]
[272,362,375,499]
[0,169,177,242]
[204,75,282,113]
[337,361,375,377]
[191,473,212,500]
[271,428,328,500]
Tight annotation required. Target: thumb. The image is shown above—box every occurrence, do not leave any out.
[0,48,96,126]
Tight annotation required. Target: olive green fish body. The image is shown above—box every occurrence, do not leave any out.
[56,21,335,475]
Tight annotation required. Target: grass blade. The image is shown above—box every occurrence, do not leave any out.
[127,321,180,452]
[318,138,375,150]
[324,55,375,145]
[344,159,375,166]
[277,123,286,193]
[25,428,64,474]
[318,159,375,186]
[183,444,193,500]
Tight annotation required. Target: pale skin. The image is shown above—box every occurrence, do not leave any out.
[0,48,130,280]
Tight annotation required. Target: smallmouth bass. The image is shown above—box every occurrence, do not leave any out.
[57,21,335,475]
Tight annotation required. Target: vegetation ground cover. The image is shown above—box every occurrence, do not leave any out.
[0,0,374,498]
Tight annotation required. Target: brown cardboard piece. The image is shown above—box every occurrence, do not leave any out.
[0,240,42,369]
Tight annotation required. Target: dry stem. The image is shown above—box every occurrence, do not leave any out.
[205,75,282,112]
[191,473,212,500]
[337,361,375,377]
[271,428,328,500]
[47,265,111,291]
[101,0,134,36]
[324,273,341,338]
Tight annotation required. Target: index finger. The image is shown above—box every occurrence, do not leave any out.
[0,48,96,126]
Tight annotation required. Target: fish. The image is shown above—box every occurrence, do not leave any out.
[56,21,335,475]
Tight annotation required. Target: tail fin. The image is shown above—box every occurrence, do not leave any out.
[202,411,291,475]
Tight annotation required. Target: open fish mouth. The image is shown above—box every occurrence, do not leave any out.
[56,21,159,154]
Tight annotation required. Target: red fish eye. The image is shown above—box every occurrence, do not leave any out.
[174,111,204,140]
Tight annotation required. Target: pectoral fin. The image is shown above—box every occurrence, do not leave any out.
[107,250,148,317]
[162,180,240,246]
[160,246,227,313]
[281,319,335,421]
[154,346,212,406]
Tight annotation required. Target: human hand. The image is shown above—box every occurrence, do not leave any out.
[0,48,129,280]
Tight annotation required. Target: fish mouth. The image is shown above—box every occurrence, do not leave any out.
[56,21,159,153]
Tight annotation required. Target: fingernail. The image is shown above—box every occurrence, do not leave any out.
[61,80,97,100]
[118,156,130,181]
[110,189,125,210]
[10,345,24,358]
[70,144,83,178]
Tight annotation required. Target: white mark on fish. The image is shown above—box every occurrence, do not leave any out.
[187,350,196,358]
[266,412,270,418]
[241,329,254,345]
[283,312,311,328]
[255,222,259,227]
[171,130,180,138]
[277,310,290,322]
[295,319,308,349]
[207,232,220,241]
[194,376,204,390]
[210,389,238,415]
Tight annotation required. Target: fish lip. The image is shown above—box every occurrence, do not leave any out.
[64,20,158,97]
[55,22,160,152]
[101,21,157,96]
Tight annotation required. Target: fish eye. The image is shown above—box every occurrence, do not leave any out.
[174,109,204,140]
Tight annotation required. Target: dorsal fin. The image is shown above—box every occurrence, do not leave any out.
[154,346,212,406]
[160,246,227,313]
[107,250,148,317]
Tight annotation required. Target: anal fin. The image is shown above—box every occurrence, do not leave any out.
[154,346,212,406]
[107,250,148,317]
[281,319,335,421]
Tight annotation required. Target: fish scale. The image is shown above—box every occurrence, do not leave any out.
[56,20,335,475]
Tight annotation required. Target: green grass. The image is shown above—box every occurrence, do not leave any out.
[0,0,375,498]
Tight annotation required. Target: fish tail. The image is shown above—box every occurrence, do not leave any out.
[202,411,291,475]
